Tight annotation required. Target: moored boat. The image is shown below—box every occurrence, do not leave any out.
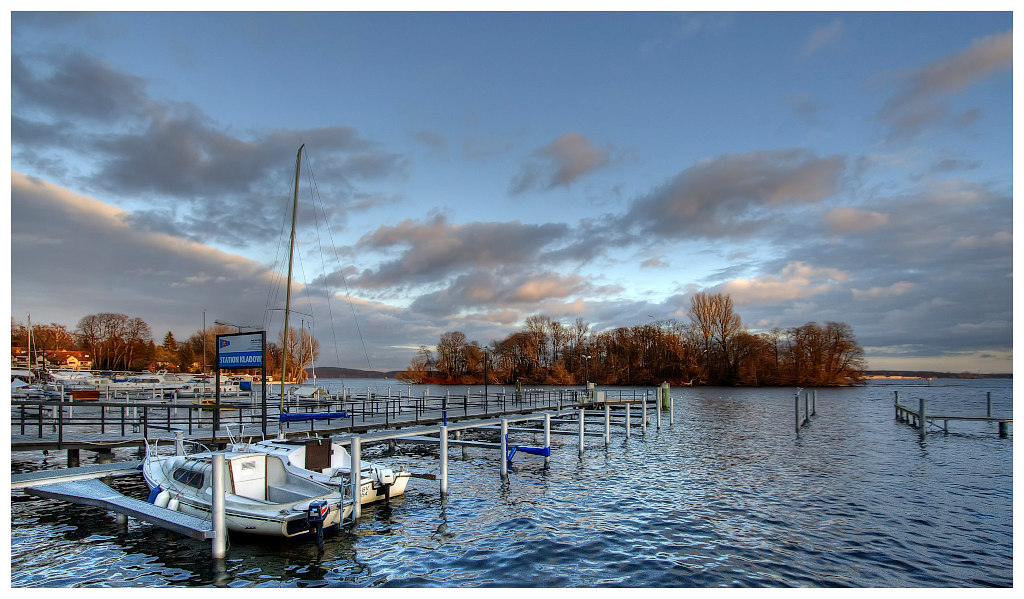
[141,441,350,538]
[229,434,411,505]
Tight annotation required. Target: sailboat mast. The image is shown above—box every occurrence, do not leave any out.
[281,144,303,409]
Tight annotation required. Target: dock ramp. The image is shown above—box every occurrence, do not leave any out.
[24,478,215,540]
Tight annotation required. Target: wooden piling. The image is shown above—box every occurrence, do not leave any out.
[918,398,926,437]
[987,392,993,418]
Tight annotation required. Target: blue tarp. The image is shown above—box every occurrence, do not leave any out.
[279,411,348,422]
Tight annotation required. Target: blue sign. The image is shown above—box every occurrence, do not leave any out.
[217,332,264,369]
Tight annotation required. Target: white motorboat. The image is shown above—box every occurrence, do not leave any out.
[141,441,350,538]
[175,376,244,398]
[229,434,411,505]
[108,370,192,395]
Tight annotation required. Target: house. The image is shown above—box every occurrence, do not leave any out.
[11,347,93,371]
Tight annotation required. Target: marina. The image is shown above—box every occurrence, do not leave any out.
[10,377,1012,587]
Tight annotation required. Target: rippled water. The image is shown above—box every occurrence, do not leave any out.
[10,379,1012,587]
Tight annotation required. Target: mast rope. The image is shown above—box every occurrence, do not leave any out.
[301,148,373,372]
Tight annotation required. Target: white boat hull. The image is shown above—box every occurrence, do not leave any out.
[142,449,350,538]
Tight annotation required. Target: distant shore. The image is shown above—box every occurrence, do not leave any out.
[307,366,1012,382]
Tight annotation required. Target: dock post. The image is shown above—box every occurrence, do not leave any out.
[804,392,810,424]
[212,453,227,559]
[999,421,1008,438]
[670,393,675,425]
[987,392,993,418]
[351,436,362,520]
[500,418,509,479]
[795,392,801,437]
[812,390,817,416]
[625,403,631,440]
[439,425,449,495]
[894,391,900,420]
[918,398,926,437]
[174,431,185,456]
[604,404,611,446]
[642,392,648,433]
[544,413,551,467]
[578,408,585,457]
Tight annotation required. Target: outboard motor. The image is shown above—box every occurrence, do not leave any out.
[307,500,329,549]
[374,467,396,502]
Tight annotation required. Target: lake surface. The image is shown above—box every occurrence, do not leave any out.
[9,379,1012,587]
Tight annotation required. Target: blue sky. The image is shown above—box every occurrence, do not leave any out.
[8,10,1014,373]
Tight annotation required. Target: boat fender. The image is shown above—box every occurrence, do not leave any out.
[167,496,179,511]
[146,486,163,504]
[155,489,171,508]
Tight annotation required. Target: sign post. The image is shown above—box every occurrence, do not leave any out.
[215,332,267,439]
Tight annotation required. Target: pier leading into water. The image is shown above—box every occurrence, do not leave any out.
[894,391,1011,438]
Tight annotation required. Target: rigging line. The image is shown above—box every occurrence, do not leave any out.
[302,152,343,368]
[303,147,372,371]
[263,158,297,333]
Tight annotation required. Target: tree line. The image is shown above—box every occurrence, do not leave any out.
[11,313,319,381]
[398,292,866,387]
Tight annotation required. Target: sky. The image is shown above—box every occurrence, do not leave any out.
[7,9,1015,373]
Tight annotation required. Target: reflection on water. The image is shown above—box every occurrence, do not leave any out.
[10,379,1012,587]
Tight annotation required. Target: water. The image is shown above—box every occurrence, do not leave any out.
[10,379,1012,587]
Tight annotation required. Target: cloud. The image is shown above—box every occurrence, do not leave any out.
[11,171,278,335]
[716,261,849,306]
[876,29,1012,140]
[509,132,610,194]
[825,206,889,232]
[802,19,844,58]
[618,149,845,240]
[852,281,915,299]
[11,49,408,249]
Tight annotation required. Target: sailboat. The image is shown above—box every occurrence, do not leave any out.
[242,145,411,506]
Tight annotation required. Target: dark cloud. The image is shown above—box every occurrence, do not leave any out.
[11,50,408,249]
[349,214,572,290]
[617,149,845,240]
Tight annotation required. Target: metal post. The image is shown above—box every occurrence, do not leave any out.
[544,413,551,467]
[350,436,361,520]
[604,404,611,446]
[578,408,585,457]
[894,391,900,419]
[804,392,810,424]
[211,453,227,559]
[439,425,449,496]
[642,391,648,433]
[500,418,509,479]
[812,390,817,416]
[987,392,993,417]
[669,393,675,425]
[795,392,801,437]
[918,397,927,437]
[175,431,185,456]
[625,403,631,440]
